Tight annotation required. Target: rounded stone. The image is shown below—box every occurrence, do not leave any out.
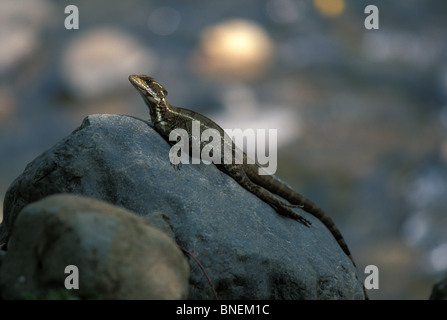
[0,194,189,300]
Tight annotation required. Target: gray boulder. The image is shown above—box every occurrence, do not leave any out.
[0,194,189,300]
[0,114,364,299]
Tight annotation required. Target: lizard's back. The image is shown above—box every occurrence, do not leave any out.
[170,105,354,265]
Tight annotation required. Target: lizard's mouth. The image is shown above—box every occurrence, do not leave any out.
[128,75,146,92]
[129,75,161,100]
[129,75,162,107]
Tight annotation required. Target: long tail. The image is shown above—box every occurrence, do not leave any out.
[244,164,355,265]
[243,164,369,299]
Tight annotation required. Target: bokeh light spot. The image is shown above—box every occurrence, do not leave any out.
[192,19,274,80]
[313,0,345,17]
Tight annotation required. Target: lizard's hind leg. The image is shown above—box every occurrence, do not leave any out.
[222,164,311,227]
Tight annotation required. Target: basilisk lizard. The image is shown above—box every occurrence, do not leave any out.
[128,74,357,270]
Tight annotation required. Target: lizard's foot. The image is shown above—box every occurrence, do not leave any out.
[285,204,312,226]
[277,205,311,227]
[293,214,311,227]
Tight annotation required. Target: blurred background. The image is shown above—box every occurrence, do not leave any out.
[1,0,447,299]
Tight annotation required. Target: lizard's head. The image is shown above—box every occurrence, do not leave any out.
[128,74,168,107]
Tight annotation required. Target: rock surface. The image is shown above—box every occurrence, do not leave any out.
[0,194,189,299]
[0,114,364,299]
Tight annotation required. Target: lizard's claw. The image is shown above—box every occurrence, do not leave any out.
[287,204,304,209]
[296,215,311,227]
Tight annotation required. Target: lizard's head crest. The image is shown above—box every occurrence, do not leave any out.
[129,75,168,106]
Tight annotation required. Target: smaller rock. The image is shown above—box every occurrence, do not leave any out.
[430,276,447,300]
[0,194,189,300]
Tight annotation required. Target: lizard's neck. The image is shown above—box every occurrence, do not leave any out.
[148,97,165,123]
[150,98,176,136]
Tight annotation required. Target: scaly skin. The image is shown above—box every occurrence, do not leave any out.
[128,74,356,267]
